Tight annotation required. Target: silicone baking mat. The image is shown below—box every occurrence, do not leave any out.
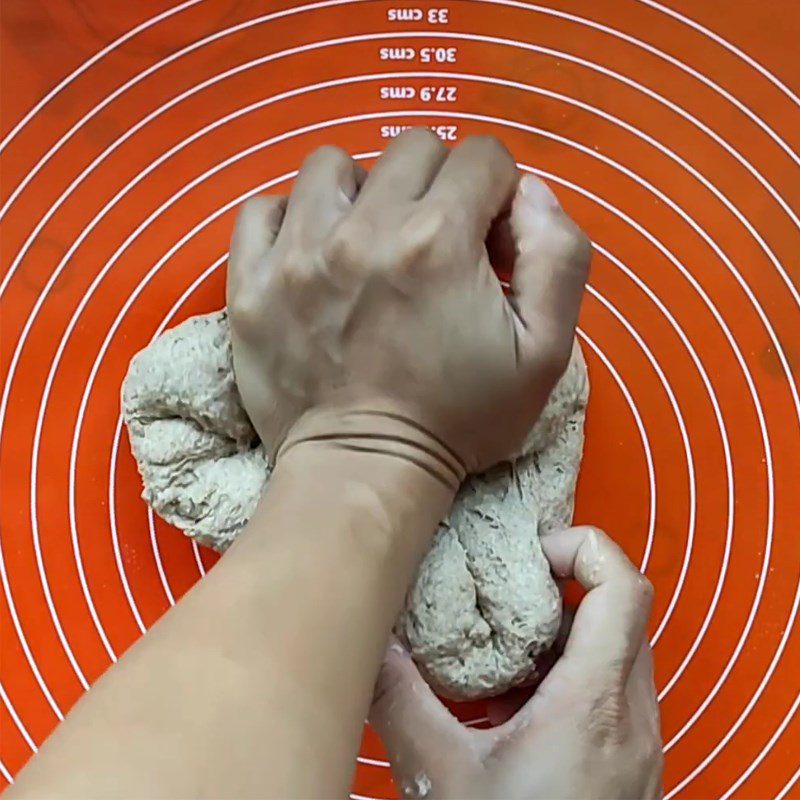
[1,1,799,797]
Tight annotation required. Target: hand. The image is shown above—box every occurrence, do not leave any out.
[370,526,663,800]
[226,129,591,477]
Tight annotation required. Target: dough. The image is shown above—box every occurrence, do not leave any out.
[122,311,588,699]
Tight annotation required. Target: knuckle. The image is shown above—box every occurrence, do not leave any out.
[228,290,262,333]
[620,571,654,613]
[425,204,455,238]
[554,218,593,274]
[468,135,518,177]
[399,208,449,268]
[277,246,317,286]
[650,739,665,767]
[637,574,656,606]
[324,220,369,271]
[583,524,611,547]
[245,195,287,237]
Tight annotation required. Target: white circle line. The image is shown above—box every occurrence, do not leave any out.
[0,523,63,719]
[21,134,780,800]
[776,763,800,800]
[3,0,799,238]
[0,679,36,752]
[721,689,800,799]
[3,30,800,322]
[0,37,800,346]
[149,515,175,608]
[534,167,734,657]
[635,0,800,108]
[1,0,797,776]
[548,159,777,770]
[0,0,370,228]
[479,0,800,167]
[127,242,668,592]
[356,756,389,768]
[667,581,800,796]
[102,170,301,632]
[0,64,782,532]
[108,422,148,637]
[4,68,795,504]
[584,284,659,575]
[88,161,664,722]
[104,261,659,755]
[1,25,792,792]
[0,0,204,154]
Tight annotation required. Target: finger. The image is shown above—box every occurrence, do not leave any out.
[627,642,664,793]
[541,526,654,681]
[370,640,470,783]
[279,145,363,245]
[356,128,448,205]
[626,642,661,740]
[424,135,519,239]
[226,195,287,301]
[510,175,591,371]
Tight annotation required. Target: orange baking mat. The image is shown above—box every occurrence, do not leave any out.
[1,1,799,797]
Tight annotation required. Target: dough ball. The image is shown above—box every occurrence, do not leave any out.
[397,348,589,698]
[122,310,588,698]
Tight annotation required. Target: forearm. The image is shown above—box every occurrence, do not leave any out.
[232,443,453,795]
[10,445,451,800]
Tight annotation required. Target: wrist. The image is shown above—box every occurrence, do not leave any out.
[268,425,457,557]
[277,404,466,492]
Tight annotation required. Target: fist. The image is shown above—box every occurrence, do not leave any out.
[226,130,590,478]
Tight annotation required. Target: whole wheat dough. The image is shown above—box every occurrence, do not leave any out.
[122,311,588,699]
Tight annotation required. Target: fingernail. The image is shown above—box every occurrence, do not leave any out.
[387,635,410,659]
[582,527,603,586]
[520,175,561,211]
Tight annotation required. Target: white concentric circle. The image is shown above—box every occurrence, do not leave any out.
[2,4,796,796]
[22,101,784,747]
[51,119,768,792]
[10,106,788,792]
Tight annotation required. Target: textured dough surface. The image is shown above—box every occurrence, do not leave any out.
[122,311,588,699]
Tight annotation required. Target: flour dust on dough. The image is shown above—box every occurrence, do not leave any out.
[122,310,589,699]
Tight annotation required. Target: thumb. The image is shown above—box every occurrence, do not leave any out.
[370,640,469,789]
[510,175,591,371]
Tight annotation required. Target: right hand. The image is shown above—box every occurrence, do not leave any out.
[370,526,663,799]
[226,129,591,476]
